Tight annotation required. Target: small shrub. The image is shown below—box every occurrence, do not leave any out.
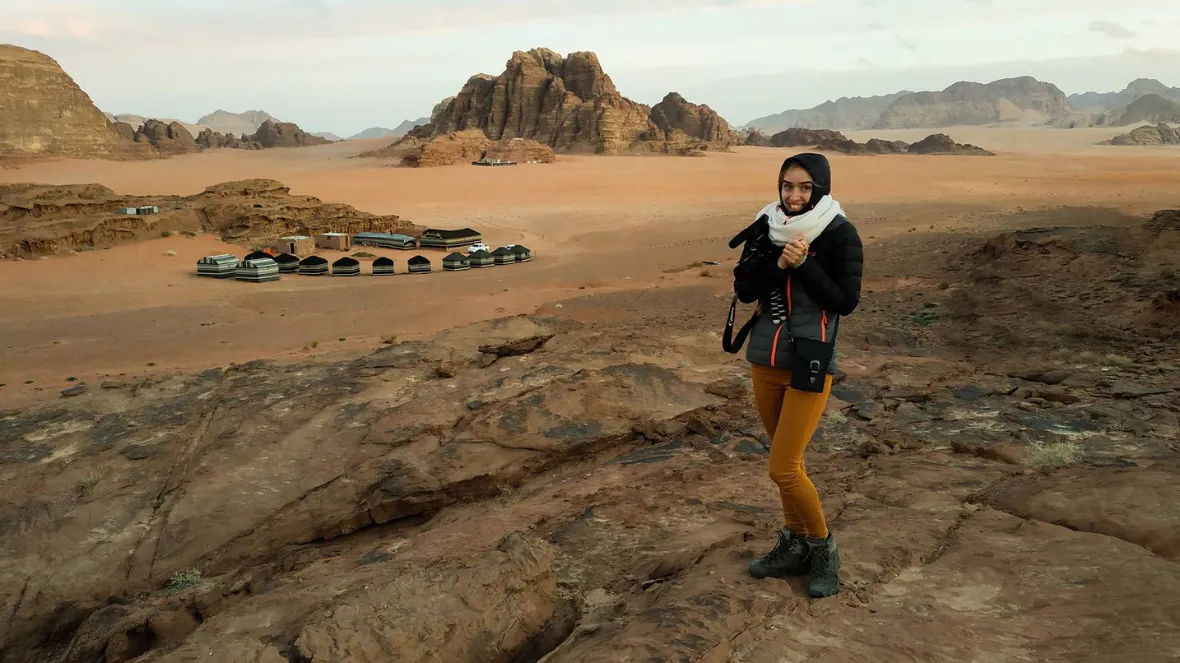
[310,340,319,349]
[937,281,950,290]
[699,270,711,277]
[164,568,203,593]
[76,471,104,497]
[824,410,848,424]
[381,333,398,345]
[164,250,177,257]
[181,231,197,238]
[1025,441,1082,470]
[1103,354,1133,368]
[353,251,377,258]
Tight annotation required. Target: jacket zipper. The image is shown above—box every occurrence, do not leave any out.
[771,275,794,367]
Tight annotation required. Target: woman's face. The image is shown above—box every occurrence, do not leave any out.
[780,165,814,214]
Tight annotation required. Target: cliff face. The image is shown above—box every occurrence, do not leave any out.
[1116,95,1180,126]
[744,92,911,132]
[873,77,1070,129]
[196,110,278,137]
[249,120,331,147]
[0,45,129,158]
[134,119,198,154]
[1108,123,1180,146]
[401,49,731,158]
[1069,78,1180,111]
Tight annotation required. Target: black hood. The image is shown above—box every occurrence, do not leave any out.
[777,152,832,216]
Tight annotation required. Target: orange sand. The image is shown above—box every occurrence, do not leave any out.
[2,127,1179,407]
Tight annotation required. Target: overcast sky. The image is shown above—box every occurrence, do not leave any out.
[3,0,1179,135]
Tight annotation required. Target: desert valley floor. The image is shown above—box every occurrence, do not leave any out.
[2,126,1179,662]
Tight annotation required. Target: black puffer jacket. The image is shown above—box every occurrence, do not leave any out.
[736,153,864,371]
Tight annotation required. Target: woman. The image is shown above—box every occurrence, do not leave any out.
[736,152,863,598]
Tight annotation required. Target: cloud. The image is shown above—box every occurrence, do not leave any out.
[1088,20,1136,39]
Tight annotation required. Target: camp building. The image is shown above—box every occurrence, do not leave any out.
[298,255,329,275]
[418,228,481,249]
[353,232,416,250]
[196,254,237,278]
[236,257,280,283]
[372,256,395,275]
[467,249,494,268]
[332,256,361,276]
[442,252,471,271]
[276,235,315,256]
[407,255,432,274]
[317,232,351,251]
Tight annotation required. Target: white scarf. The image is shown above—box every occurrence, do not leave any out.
[759,195,845,247]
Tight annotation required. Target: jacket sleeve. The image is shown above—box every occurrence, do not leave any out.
[792,222,863,316]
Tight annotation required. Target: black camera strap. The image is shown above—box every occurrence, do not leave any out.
[722,296,759,354]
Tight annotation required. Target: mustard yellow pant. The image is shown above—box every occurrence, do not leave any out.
[750,363,832,540]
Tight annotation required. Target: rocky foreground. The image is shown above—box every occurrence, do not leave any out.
[1,207,1178,662]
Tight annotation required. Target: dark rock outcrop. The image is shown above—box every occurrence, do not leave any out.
[1108,123,1180,146]
[248,120,331,148]
[133,120,197,154]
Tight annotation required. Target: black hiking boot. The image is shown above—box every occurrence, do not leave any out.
[805,534,842,598]
[748,527,810,579]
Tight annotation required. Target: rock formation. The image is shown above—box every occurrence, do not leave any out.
[360,130,555,167]
[751,127,992,156]
[873,76,1070,129]
[1115,94,1180,126]
[1069,78,1180,111]
[744,91,912,132]
[194,129,258,150]
[249,119,331,148]
[196,110,278,137]
[0,178,417,258]
[377,48,731,162]
[2,204,1180,661]
[111,122,137,142]
[133,119,198,154]
[108,113,207,137]
[649,92,732,146]
[0,45,133,158]
[1108,123,1180,146]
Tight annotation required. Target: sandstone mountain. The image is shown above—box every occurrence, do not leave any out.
[873,76,1070,129]
[251,119,331,147]
[743,91,911,132]
[311,132,343,141]
[0,45,131,158]
[106,113,207,137]
[359,129,556,167]
[391,48,731,159]
[0,178,417,258]
[747,127,992,156]
[1108,123,1180,146]
[133,119,198,155]
[1115,94,1180,126]
[196,110,278,137]
[348,127,396,140]
[1068,78,1180,111]
[389,117,430,137]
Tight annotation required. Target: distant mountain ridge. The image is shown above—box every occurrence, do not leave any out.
[743,92,910,132]
[1068,78,1180,111]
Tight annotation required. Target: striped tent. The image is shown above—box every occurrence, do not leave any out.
[468,249,494,268]
[407,255,431,274]
[235,257,280,283]
[372,256,395,275]
[273,253,301,273]
[196,253,237,278]
[353,232,416,250]
[332,256,361,276]
[510,245,532,262]
[442,252,471,271]
[491,247,515,265]
[298,255,329,276]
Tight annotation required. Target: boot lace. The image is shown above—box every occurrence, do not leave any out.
[759,531,792,564]
[809,543,833,576]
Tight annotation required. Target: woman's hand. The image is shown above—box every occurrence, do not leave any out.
[777,234,809,269]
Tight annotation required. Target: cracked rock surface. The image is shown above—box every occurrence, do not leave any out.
[1,208,1178,662]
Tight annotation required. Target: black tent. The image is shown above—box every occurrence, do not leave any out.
[442,252,471,271]
[418,227,481,249]
[244,250,272,261]
[510,245,532,262]
[468,249,494,268]
[407,254,432,274]
[491,247,515,265]
[372,256,395,276]
[332,256,361,276]
[298,255,329,276]
[273,253,301,273]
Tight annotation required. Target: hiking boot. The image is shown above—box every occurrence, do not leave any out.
[748,527,810,579]
[805,534,842,598]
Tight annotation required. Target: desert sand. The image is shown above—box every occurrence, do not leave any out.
[2,125,1180,662]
